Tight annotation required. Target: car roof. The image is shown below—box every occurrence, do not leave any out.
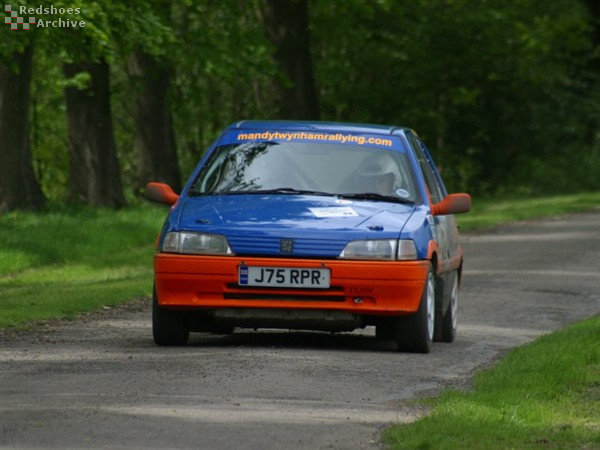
[228,120,412,136]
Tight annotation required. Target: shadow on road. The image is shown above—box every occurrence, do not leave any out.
[185,329,399,353]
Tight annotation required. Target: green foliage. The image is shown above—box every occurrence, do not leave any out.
[312,0,600,195]
[0,2,34,64]
[169,0,277,176]
[384,316,600,449]
[3,0,599,201]
[29,51,69,200]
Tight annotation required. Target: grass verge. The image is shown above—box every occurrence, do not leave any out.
[457,191,600,231]
[384,315,600,449]
[0,203,166,328]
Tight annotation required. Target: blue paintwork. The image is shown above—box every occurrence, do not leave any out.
[170,195,420,257]
[230,120,405,135]
[160,121,446,260]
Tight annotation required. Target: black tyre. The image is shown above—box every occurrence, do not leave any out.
[152,290,189,346]
[439,271,459,343]
[375,319,395,340]
[395,263,435,353]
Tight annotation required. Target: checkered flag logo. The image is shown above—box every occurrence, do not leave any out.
[4,5,36,30]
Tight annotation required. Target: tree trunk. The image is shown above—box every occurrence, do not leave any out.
[262,0,320,120]
[63,59,125,207]
[0,44,46,213]
[128,49,181,194]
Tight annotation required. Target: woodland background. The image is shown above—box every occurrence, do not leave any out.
[1,0,599,212]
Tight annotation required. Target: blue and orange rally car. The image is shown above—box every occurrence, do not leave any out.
[146,121,471,353]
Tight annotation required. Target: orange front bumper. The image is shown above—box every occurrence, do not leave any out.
[154,254,429,317]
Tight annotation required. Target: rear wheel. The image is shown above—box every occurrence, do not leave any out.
[395,263,435,353]
[152,290,189,346]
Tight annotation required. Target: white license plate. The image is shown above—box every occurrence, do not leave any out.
[238,266,330,289]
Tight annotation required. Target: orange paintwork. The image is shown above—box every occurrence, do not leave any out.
[431,193,472,216]
[145,182,179,206]
[428,240,463,275]
[427,240,439,262]
[154,254,430,317]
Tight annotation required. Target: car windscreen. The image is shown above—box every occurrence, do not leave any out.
[189,141,421,203]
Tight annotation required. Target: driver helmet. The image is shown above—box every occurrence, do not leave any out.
[357,153,400,195]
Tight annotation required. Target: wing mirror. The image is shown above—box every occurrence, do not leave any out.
[145,182,179,206]
[431,193,471,216]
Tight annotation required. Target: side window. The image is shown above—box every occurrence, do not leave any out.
[408,134,444,204]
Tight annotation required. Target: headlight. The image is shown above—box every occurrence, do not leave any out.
[339,239,417,261]
[162,232,234,255]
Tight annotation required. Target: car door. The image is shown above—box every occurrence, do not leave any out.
[407,132,460,275]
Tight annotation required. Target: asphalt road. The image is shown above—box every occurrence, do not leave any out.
[1,211,599,450]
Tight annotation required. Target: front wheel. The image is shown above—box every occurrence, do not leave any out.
[152,290,189,346]
[437,271,459,343]
[395,263,435,353]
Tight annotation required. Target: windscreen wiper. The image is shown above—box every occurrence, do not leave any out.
[217,188,336,197]
[338,192,415,205]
